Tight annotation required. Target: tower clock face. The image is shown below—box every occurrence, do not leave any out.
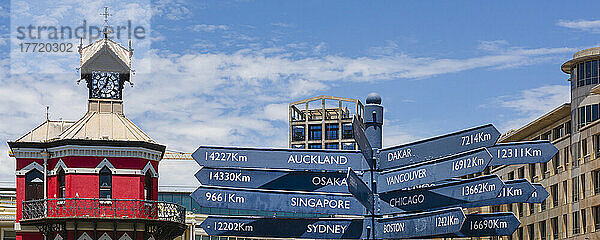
[91,71,121,99]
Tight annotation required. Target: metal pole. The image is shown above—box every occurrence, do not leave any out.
[41,148,49,240]
[363,93,383,240]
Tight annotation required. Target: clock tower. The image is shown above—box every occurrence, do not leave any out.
[8,10,186,240]
[79,29,132,101]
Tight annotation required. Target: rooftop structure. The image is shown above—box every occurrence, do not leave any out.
[289,95,364,150]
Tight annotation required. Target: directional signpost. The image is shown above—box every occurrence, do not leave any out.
[461,179,536,208]
[378,175,504,213]
[436,212,521,238]
[196,167,349,193]
[377,148,493,192]
[378,124,501,170]
[190,93,557,239]
[200,216,367,239]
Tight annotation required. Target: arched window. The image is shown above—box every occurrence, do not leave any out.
[144,171,153,200]
[99,167,112,199]
[25,169,44,201]
[57,168,65,198]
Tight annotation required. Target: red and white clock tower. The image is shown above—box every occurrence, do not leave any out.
[8,30,186,240]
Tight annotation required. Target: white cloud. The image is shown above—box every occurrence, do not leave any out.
[0,39,577,182]
[190,24,229,32]
[557,19,600,33]
[497,85,570,131]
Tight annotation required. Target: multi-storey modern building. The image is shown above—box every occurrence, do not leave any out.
[479,47,600,240]
[6,28,186,239]
[289,95,363,150]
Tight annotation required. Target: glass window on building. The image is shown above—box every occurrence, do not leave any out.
[342,123,353,139]
[563,146,570,165]
[529,203,534,215]
[292,125,305,141]
[595,135,600,156]
[593,169,600,195]
[508,171,514,180]
[516,227,523,240]
[552,154,559,174]
[551,184,558,207]
[566,121,571,134]
[563,181,568,204]
[342,142,355,150]
[553,125,564,140]
[326,124,339,140]
[518,167,525,179]
[582,209,587,233]
[309,125,322,140]
[529,163,536,179]
[581,174,586,199]
[573,211,580,235]
[292,144,305,149]
[527,224,534,240]
[539,220,546,240]
[325,143,339,149]
[309,143,322,149]
[518,203,524,217]
[541,162,548,179]
[551,217,559,239]
[99,167,112,199]
[563,214,568,238]
[573,177,579,202]
[541,199,547,211]
[595,205,600,231]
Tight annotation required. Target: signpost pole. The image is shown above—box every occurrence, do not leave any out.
[364,93,383,240]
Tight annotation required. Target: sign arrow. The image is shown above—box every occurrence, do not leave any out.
[526,183,549,203]
[192,146,369,171]
[435,212,520,237]
[190,186,365,215]
[488,141,558,166]
[352,116,374,168]
[378,124,500,170]
[377,148,493,192]
[378,175,504,214]
[461,179,536,208]
[346,167,374,214]
[376,207,465,239]
[196,167,350,193]
[200,216,368,239]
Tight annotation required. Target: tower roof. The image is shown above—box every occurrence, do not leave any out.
[80,38,132,72]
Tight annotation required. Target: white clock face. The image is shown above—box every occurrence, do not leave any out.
[91,71,121,99]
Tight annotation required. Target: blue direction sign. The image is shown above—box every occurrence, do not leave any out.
[376,207,465,239]
[526,183,549,203]
[488,141,558,166]
[378,124,500,170]
[196,167,350,193]
[377,148,493,192]
[436,213,520,237]
[462,179,535,208]
[346,167,374,214]
[378,175,503,214]
[190,186,365,215]
[192,146,369,171]
[352,116,374,168]
[200,216,367,239]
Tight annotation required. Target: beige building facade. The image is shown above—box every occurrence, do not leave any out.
[476,47,600,240]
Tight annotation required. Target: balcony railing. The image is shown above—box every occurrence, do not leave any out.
[21,198,185,224]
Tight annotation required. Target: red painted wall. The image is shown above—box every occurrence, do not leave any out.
[113,175,141,199]
[68,173,98,198]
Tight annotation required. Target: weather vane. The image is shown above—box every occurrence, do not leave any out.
[100,7,112,38]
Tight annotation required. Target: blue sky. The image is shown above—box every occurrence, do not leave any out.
[1,0,599,185]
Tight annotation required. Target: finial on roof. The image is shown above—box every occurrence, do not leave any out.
[100,7,112,39]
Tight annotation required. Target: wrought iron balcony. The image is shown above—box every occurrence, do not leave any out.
[21,198,185,224]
